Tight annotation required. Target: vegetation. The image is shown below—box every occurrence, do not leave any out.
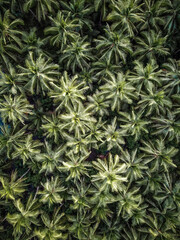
[0,0,180,239]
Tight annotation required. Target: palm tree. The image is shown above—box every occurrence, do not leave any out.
[155,172,180,210]
[85,119,105,149]
[162,58,180,95]
[164,0,180,34]
[60,0,94,31]
[38,177,65,207]
[92,153,127,192]
[0,64,24,95]
[0,124,26,158]
[95,25,132,64]
[34,207,67,240]
[69,182,90,215]
[0,37,21,66]
[140,0,166,31]
[100,72,136,111]
[119,149,148,182]
[0,94,33,126]
[125,204,147,226]
[78,69,96,90]
[101,219,122,240]
[23,0,59,22]
[12,134,42,164]
[140,138,178,172]
[129,60,162,93]
[137,171,163,195]
[107,0,144,36]
[116,188,142,219]
[94,0,113,20]
[60,102,96,138]
[6,194,40,238]
[41,113,64,144]
[68,213,91,240]
[87,90,110,116]
[92,57,121,80]
[64,133,91,156]
[18,52,59,95]
[103,117,125,151]
[22,27,47,56]
[49,71,88,110]
[0,10,24,47]
[59,36,94,74]
[91,202,113,225]
[89,182,114,223]
[0,170,27,201]
[122,227,148,240]
[134,30,170,62]
[0,10,22,63]
[44,11,79,50]
[137,88,172,116]
[119,110,150,140]
[139,213,177,239]
[152,109,180,143]
[58,153,90,182]
[35,142,63,174]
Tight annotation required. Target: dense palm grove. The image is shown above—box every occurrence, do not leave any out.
[0,0,180,239]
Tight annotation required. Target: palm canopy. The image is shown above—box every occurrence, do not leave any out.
[0,37,21,65]
[119,110,150,140]
[0,10,24,46]
[6,194,41,237]
[18,52,59,95]
[129,60,162,92]
[107,0,144,36]
[140,138,178,172]
[59,36,94,74]
[34,208,67,240]
[100,72,136,111]
[0,64,24,95]
[60,102,96,138]
[0,94,33,126]
[95,24,132,64]
[23,0,59,22]
[92,153,127,192]
[140,0,166,31]
[44,11,79,50]
[134,30,170,62]
[0,170,27,201]
[0,1,179,239]
[60,0,94,31]
[49,71,88,110]
[137,87,172,116]
[38,177,65,207]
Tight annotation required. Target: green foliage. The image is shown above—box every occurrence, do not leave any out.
[49,71,88,110]
[59,36,94,74]
[0,95,33,126]
[107,0,144,36]
[0,1,180,239]
[95,24,132,64]
[6,194,40,238]
[0,170,27,201]
[44,11,79,49]
[18,52,59,95]
[92,154,127,192]
[34,207,67,240]
[38,176,65,207]
[23,0,59,22]
[100,72,136,111]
